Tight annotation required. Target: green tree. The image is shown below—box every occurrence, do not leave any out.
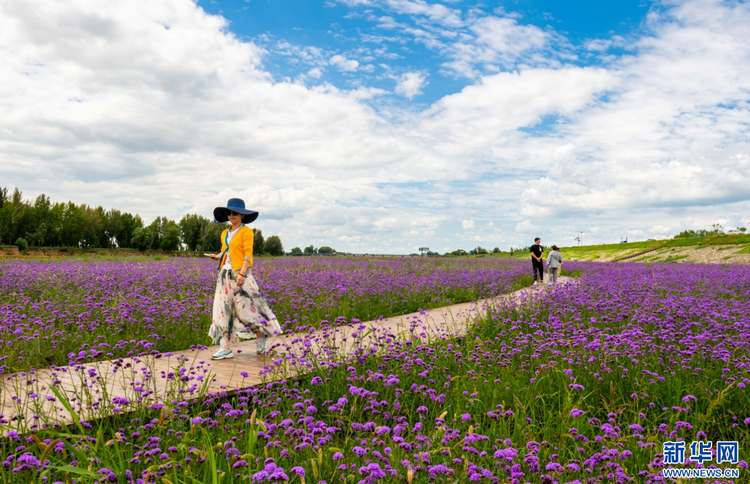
[253,228,265,255]
[161,225,181,252]
[0,187,8,244]
[30,194,52,246]
[61,201,85,247]
[304,245,316,254]
[27,223,47,248]
[148,216,174,250]
[79,205,108,248]
[15,237,29,252]
[492,247,501,254]
[46,202,65,247]
[118,212,142,249]
[106,209,123,248]
[290,246,302,254]
[318,246,335,254]
[9,188,29,246]
[131,227,154,251]
[203,223,226,252]
[180,214,214,251]
[264,235,284,256]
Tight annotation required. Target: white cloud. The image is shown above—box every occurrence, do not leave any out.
[383,0,463,28]
[336,0,374,6]
[517,0,750,219]
[347,2,553,78]
[419,67,615,155]
[552,143,576,160]
[462,219,475,230]
[404,215,444,237]
[329,54,360,71]
[650,223,679,234]
[307,67,323,79]
[515,220,539,234]
[442,16,549,77]
[394,71,426,99]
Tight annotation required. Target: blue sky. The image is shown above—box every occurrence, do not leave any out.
[1,0,749,253]
[198,0,651,105]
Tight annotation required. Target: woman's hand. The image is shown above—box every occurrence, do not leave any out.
[237,272,246,285]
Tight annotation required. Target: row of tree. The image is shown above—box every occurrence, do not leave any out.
[289,245,336,254]
[674,223,747,238]
[0,187,285,255]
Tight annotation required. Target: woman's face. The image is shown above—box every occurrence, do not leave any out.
[227,211,242,224]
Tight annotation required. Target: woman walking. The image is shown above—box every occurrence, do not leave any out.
[205,198,282,359]
[546,245,563,286]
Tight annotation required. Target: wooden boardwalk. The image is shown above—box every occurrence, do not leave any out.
[1,278,572,433]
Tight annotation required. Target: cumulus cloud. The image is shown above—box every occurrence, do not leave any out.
[443,16,550,77]
[329,54,360,71]
[340,1,553,78]
[382,0,463,28]
[515,220,539,234]
[462,219,475,230]
[394,71,426,99]
[552,143,576,161]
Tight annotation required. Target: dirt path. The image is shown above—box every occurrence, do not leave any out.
[0,276,573,434]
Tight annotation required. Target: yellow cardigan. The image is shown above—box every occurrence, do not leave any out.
[219,226,254,271]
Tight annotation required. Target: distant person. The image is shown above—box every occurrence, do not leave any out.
[546,245,563,286]
[204,198,282,359]
[530,237,544,284]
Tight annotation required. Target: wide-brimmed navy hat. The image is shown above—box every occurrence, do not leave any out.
[213,198,259,224]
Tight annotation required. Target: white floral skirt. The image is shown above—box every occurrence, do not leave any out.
[208,266,283,345]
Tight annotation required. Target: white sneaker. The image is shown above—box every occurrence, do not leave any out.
[211,348,233,360]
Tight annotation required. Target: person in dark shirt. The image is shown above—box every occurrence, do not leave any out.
[530,237,544,284]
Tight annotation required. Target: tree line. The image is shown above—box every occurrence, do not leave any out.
[674,223,747,238]
[0,187,285,255]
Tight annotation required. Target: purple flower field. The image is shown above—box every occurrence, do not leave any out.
[2,259,750,484]
[0,256,530,374]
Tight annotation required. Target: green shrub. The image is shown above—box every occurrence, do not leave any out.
[15,237,29,252]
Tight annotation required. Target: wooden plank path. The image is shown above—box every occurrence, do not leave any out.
[1,277,572,434]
